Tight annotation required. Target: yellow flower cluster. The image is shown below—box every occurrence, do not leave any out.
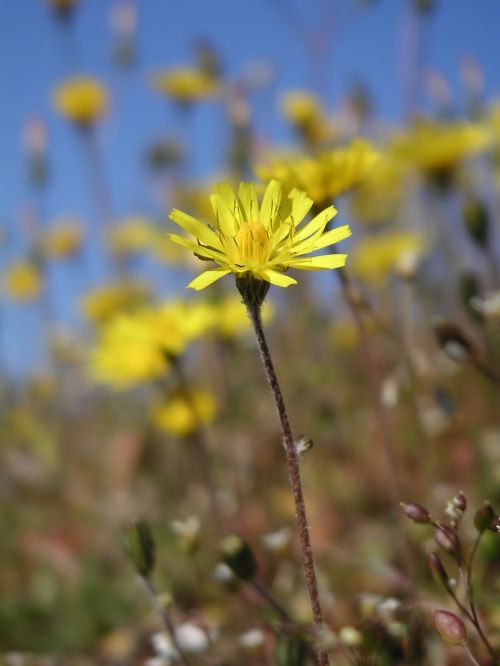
[150,66,218,104]
[88,300,214,390]
[3,262,42,301]
[52,76,109,126]
[280,90,333,146]
[350,231,425,283]
[107,217,156,259]
[80,280,151,325]
[255,139,379,206]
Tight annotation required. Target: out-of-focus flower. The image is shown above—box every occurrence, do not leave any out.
[171,516,201,552]
[169,180,351,290]
[3,262,42,301]
[153,389,216,437]
[280,89,333,146]
[211,296,273,339]
[107,217,156,259]
[239,628,265,651]
[52,77,109,126]
[471,291,500,319]
[349,155,406,226]
[260,527,292,555]
[46,0,78,17]
[80,281,151,325]
[88,300,214,390]
[150,66,218,105]
[41,219,84,259]
[350,231,425,283]
[256,139,379,206]
[392,120,490,182]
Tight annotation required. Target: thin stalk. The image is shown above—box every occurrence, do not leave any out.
[246,301,330,666]
[463,642,484,666]
[249,578,292,623]
[141,576,192,666]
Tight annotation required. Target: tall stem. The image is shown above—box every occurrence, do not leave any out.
[246,301,330,666]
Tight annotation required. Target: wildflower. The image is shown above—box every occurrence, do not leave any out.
[52,76,109,127]
[41,219,84,259]
[150,66,218,105]
[168,180,351,290]
[255,139,379,206]
[107,216,156,259]
[211,296,273,339]
[349,155,405,226]
[170,516,201,552]
[3,262,42,301]
[152,389,216,438]
[349,231,425,283]
[80,280,151,325]
[280,89,332,146]
[392,120,490,183]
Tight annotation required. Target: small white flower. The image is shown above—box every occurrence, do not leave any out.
[339,626,362,646]
[176,622,209,653]
[261,527,292,553]
[239,628,265,649]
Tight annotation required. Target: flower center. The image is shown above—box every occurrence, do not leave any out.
[234,221,269,265]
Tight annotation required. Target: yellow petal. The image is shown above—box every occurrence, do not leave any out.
[293,224,351,255]
[169,209,221,247]
[258,269,297,287]
[290,254,347,270]
[259,180,282,230]
[168,234,226,262]
[293,205,336,243]
[188,268,231,290]
[238,182,259,221]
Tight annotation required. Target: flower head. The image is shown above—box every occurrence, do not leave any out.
[168,180,351,290]
[41,219,84,259]
[3,262,42,301]
[152,389,216,437]
[52,77,109,126]
[150,66,218,105]
[80,280,151,325]
[255,140,379,206]
[107,216,156,259]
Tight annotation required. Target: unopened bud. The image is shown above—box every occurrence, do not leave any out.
[428,552,450,591]
[434,524,462,562]
[122,520,155,578]
[432,610,466,645]
[463,198,490,250]
[220,535,257,580]
[433,318,480,365]
[295,435,314,457]
[474,502,495,533]
[401,502,430,524]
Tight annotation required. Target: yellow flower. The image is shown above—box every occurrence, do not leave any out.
[212,296,274,339]
[349,155,406,226]
[52,77,109,126]
[152,389,216,437]
[168,180,351,290]
[3,262,42,301]
[41,219,84,259]
[350,231,425,283]
[150,66,218,104]
[280,90,332,146]
[255,139,379,206]
[80,280,151,325]
[88,300,214,390]
[107,217,156,258]
[392,120,490,178]
[88,312,169,390]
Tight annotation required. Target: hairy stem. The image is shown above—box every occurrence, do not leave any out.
[247,301,330,666]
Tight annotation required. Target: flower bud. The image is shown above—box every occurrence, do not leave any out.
[122,520,155,578]
[445,491,467,522]
[463,198,490,250]
[236,274,270,309]
[428,552,450,591]
[400,502,430,524]
[220,535,257,581]
[432,610,466,645]
[474,502,495,533]
[434,524,462,562]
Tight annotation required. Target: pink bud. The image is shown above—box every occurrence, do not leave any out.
[432,610,467,645]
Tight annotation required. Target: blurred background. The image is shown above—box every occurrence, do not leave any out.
[1,1,500,664]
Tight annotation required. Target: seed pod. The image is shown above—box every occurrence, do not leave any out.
[428,552,450,591]
[474,502,495,533]
[220,535,257,580]
[122,520,155,578]
[401,502,430,524]
[432,610,466,645]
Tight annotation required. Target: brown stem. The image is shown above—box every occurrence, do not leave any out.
[141,576,192,666]
[246,301,330,666]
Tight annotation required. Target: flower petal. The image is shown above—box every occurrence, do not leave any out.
[169,209,221,247]
[293,224,351,255]
[188,268,232,290]
[293,205,337,243]
[238,182,259,221]
[168,234,226,262]
[258,269,298,287]
[259,180,282,230]
[289,254,347,270]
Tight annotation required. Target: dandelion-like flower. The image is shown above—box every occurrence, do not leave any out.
[150,66,218,105]
[3,262,42,301]
[52,77,109,126]
[168,180,351,290]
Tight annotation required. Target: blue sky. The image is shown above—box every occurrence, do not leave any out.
[1,0,500,375]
